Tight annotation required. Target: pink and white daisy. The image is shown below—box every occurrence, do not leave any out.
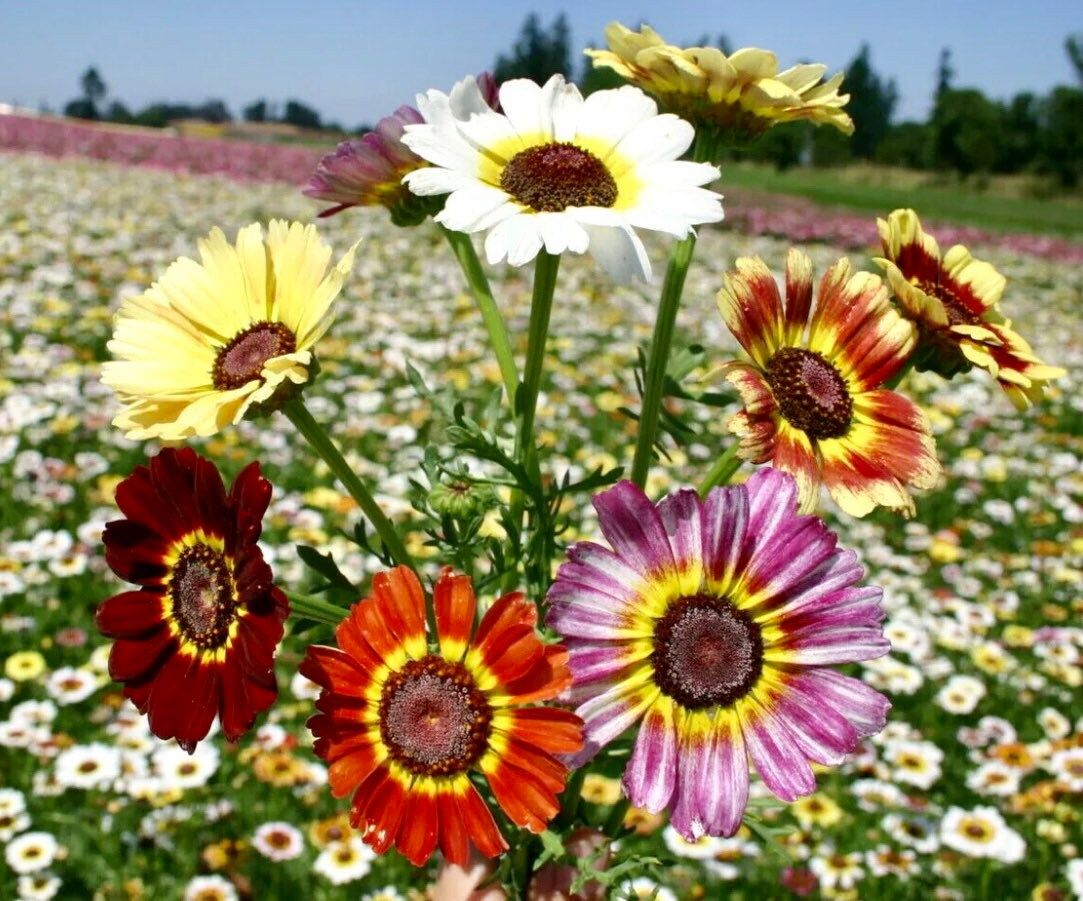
[547,467,890,839]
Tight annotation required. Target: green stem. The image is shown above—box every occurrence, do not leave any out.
[629,234,698,489]
[698,442,743,495]
[518,251,561,456]
[288,592,349,627]
[283,399,414,569]
[503,252,560,594]
[603,797,631,836]
[441,227,520,405]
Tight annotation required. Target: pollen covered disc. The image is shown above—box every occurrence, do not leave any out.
[500,142,618,213]
[765,347,853,440]
[652,594,763,710]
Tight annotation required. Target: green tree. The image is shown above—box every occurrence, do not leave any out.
[243,99,268,123]
[843,44,898,159]
[935,47,954,101]
[494,13,571,84]
[874,122,933,169]
[1037,86,1083,186]
[283,100,321,130]
[931,88,1002,176]
[1066,33,1083,86]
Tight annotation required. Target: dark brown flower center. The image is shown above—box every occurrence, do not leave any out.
[500,142,617,212]
[765,347,853,440]
[212,321,296,390]
[379,655,492,776]
[915,278,983,327]
[170,543,236,649]
[652,594,763,710]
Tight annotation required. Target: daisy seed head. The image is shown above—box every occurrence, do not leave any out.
[500,142,617,212]
[765,347,853,440]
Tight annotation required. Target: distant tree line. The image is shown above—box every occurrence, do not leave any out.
[60,19,1083,187]
[496,15,1083,188]
[61,68,360,134]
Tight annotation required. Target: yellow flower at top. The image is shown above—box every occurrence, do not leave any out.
[587,23,853,145]
[102,221,359,441]
[5,650,46,682]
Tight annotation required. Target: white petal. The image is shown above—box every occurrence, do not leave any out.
[584,224,652,282]
[402,167,474,196]
[536,212,590,256]
[448,75,493,118]
[551,79,585,142]
[484,214,544,268]
[577,85,659,150]
[612,114,695,167]
[402,122,478,172]
[436,184,515,232]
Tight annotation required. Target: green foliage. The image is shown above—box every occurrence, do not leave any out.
[844,44,898,159]
[1037,86,1083,187]
[494,13,571,85]
[932,88,1003,176]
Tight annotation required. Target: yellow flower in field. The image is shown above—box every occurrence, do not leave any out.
[587,23,853,147]
[876,209,1064,409]
[792,793,843,827]
[5,651,46,682]
[581,774,623,805]
[102,221,359,440]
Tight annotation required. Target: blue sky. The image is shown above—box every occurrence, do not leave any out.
[2,1,1079,126]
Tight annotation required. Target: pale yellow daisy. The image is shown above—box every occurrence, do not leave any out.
[102,221,359,440]
[588,22,853,143]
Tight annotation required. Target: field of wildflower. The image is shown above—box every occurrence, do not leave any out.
[1,138,1079,899]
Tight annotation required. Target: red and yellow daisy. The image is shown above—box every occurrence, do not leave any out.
[97,448,288,752]
[718,249,940,517]
[876,208,1064,409]
[301,566,582,866]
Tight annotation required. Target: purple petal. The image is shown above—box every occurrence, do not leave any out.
[789,669,890,738]
[755,547,865,619]
[570,678,659,767]
[744,515,839,605]
[701,483,750,591]
[709,719,750,836]
[622,696,678,812]
[567,642,649,686]
[771,683,861,765]
[656,489,704,594]
[744,467,800,552]
[592,481,676,578]
[739,698,817,801]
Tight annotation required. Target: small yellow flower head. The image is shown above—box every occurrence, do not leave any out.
[792,793,844,827]
[588,22,853,150]
[5,651,46,682]
[102,221,359,441]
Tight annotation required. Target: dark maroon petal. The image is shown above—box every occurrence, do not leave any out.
[115,464,182,538]
[218,656,253,742]
[149,448,202,531]
[173,660,221,753]
[232,548,274,601]
[102,519,171,585]
[228,461,271,554]
[96,590,167,638]
[108,627,174,681]
[144,651,200,745]
[192,453,229,539]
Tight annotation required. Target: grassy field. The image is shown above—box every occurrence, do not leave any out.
[725,162,1083,237]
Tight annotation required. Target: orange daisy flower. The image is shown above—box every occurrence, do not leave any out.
[876,209,1064,408]
[301,566,582,867]
[718,249,941,517]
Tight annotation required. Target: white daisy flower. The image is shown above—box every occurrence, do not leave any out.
[54,743,122,790]
[1038,707,1071,740]
[5,832,59,875]
[966,760,1021,797]
[940,806,1025,863]
[252,821,304,862]
[0,787,27,816]
[1066,859,1083,899]
[809,850,864,890]
[313,836,374,885]
[884,739,943,789]
[403,74,722,281]
[361,889,407,901]
[152,743,219,790]
[16,873,62,901]
[935,674,986,714]
[1048,747,1083,792]
[44,667,97,705]
[662,825,728,859]
[183,874,238,901]
[615,878,677,901]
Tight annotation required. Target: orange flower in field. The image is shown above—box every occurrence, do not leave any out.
[718,249,941,517]
[876,209,1064,409]
[301,566,582,867]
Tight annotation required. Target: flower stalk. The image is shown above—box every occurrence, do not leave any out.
[283,399,414,569]
[629,233,697,488]
[288,592,349,627]
[698,441,743,495]
[442,226,520,405]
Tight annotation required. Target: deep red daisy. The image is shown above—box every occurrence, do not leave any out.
[301,566,583,866]
[97,448,288,752]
